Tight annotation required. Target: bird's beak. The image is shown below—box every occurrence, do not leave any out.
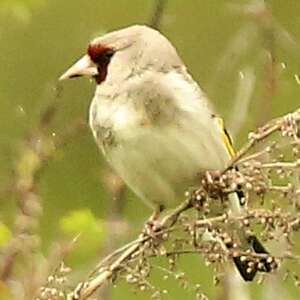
[59,55,98,81]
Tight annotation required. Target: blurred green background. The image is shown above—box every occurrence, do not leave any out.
[1,0,300,299]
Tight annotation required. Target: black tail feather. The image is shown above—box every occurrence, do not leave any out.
[233,256,258,281]
[232,235,275,281]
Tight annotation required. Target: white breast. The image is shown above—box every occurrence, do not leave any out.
[89,71,230,208]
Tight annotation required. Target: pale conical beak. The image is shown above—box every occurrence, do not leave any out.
[59,55,98,81]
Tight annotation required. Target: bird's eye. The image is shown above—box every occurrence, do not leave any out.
[94,49,115,64]
[102,50,115,61]
[87,43,115,64]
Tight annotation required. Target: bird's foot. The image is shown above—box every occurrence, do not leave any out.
[204,170,221,185]
[141,204,165,238]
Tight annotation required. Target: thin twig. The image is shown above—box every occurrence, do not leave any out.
[225,110,300,170]
[149,0,167,30]
[68,199,192,300]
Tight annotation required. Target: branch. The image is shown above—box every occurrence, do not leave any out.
[65,107,300,300]
[225,109,300,170]
[68,199,191,300]
[149,0,167,30]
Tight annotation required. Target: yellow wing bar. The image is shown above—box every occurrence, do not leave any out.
[215,116,235,157]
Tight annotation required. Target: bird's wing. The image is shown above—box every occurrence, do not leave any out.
[213,117,275,280]
[213,116,235,157]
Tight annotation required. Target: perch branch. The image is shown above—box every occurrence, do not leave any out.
[66,108,300,300]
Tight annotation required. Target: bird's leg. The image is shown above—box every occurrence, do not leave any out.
[204,170,221,184]
[142,204,165,237]
[201,170,223,204]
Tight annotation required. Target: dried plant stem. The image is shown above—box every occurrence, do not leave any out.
[67,108,300,300]
[225,110,300,170]
[149,0,167,29]
[68,199,191,300]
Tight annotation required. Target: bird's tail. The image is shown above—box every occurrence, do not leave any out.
[216,119,276,280]
[228,193,276,281]
[231,235,274,281]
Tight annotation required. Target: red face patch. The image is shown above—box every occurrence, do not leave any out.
[88,43,110,63]
[87,43,115,84]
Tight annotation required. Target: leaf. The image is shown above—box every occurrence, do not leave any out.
[0,223,11,247]
[60,209,106,261]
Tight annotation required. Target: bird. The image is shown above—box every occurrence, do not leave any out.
[59,25,274,281]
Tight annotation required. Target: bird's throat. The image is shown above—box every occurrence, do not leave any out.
[95,61,109,84]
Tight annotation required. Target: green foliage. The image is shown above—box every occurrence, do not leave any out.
[0,0,44,23]
[0,222,11,247]
[60,209,106,263]
[0,281,13,300]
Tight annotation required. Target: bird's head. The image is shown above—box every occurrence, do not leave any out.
[59,25,183,85]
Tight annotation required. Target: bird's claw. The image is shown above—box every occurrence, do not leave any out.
[141,204,165,238]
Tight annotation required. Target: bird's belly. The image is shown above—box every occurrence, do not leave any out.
[90,97,231,208]
[104,123,230,208]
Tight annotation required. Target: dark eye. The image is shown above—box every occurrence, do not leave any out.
[102,50,115,62]
[87,43,115,64]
